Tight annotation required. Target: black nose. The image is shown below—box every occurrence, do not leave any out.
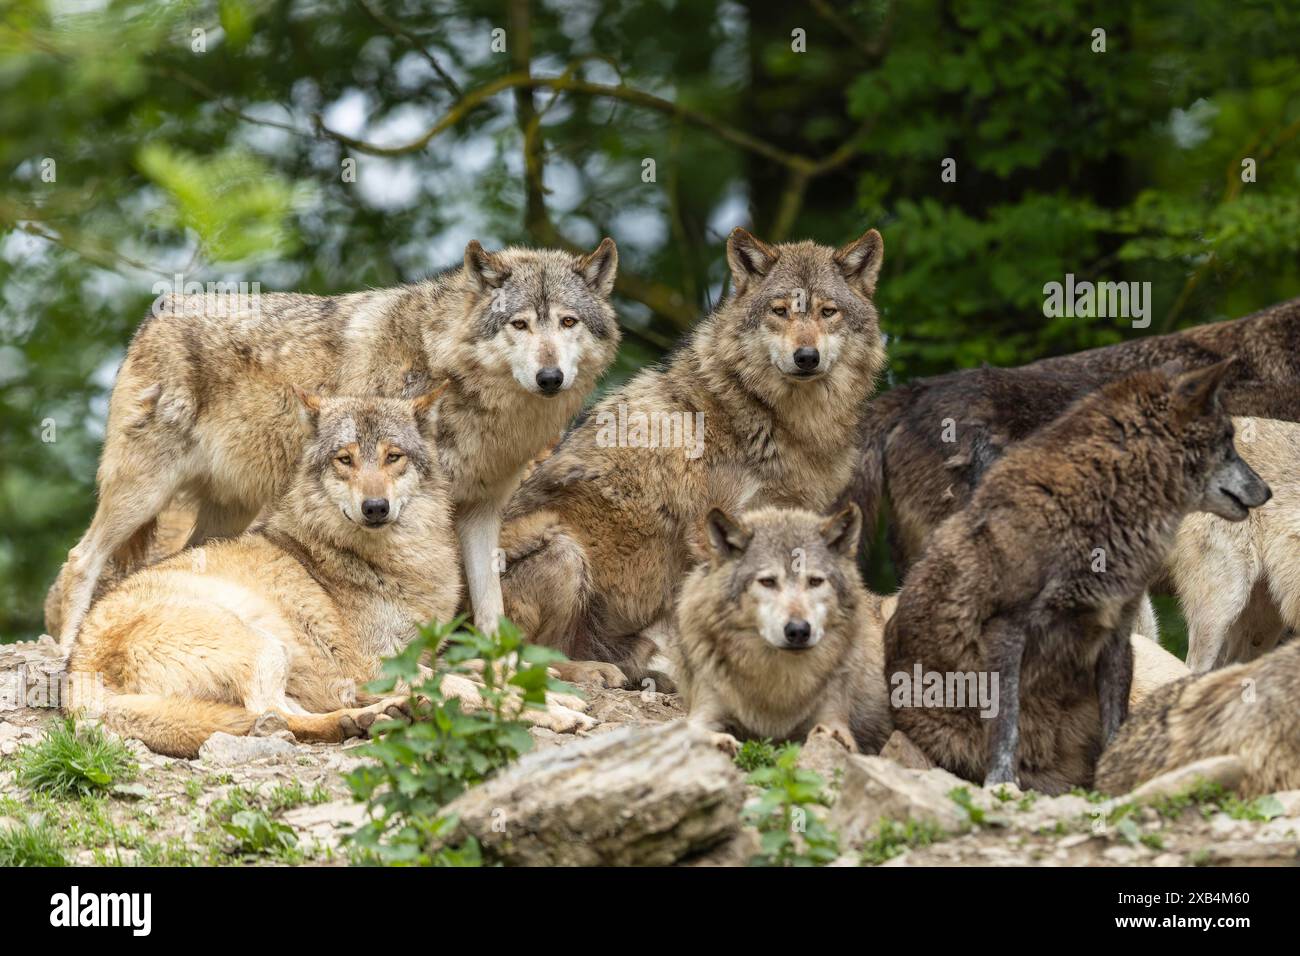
[793,347,820,372]
[536,367,564,393]
[784,619,812,646]
[361,498,390,522]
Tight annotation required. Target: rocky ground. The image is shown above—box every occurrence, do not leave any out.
[1,637,1297,866]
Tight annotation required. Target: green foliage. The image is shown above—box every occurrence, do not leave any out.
[219,810,298,857]
[860,818,947,866]
[14,717,137,798]
[742,743,839,866]
[947,786,986,825]
[344,617,571,867]
[733,738,778,772]
[0,819,68,866]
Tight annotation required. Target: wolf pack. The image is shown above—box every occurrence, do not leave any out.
[44,224,1300,806]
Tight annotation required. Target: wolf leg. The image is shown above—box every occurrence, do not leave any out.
[982,617,1025,787]
[457,504,505,634]
[1096,625,1134,747]
[91,694,260,759]
[185,498,259,549]
[282,697,412,743]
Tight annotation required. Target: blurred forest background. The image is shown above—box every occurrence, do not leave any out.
[2,0,1300,645]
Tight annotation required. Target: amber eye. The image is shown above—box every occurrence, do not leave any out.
[821,307,837,318]
[510,319,528,331]
[386,452,404,464]
[757,576,778,589]
[560,315,579,329]
[771,306,788,318]
[808,576,826,588]
[336,454,352,467]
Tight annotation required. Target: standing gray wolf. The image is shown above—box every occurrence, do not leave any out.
[64,390,592,758]
[499,227,886,685]
[883,361,1271,794]
[49,240,621,645]
[1096,639,1300,798]
[853,297,1300,576]
[674,505,891,753]
[1168,418,1300,672]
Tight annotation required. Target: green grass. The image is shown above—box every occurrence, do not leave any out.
[733,739,778,772]
[0,820,68,866]
[860,818,947,866]
[14,717,137,797]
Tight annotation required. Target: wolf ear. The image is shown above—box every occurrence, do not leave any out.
[574,237,618,297]
[704,508,752,561]
[1170,358,1236,421]
[833,229,884,297]
[726,227,778,290]
[464,240,511,293]
[291,385,322,431]
[819,503,862,558]
[411,380,451,423]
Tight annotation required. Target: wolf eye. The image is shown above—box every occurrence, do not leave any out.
[820,307,837,318]
[386,452,404,464]
[757,576,778,589]
[510,319,528,331]
[808,576,826,588]
[771,306,788,318]
[560,315,579,329]
[335,454,352,467]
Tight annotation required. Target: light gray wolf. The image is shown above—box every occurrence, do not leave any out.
[49,239,621,646]
[673,505,891,753]
[1168,417,1300,672]
[64,389,592,758]
[852,297,1300,577]
[1096,638,1300,798]
[883,361,1271,794]
[500,227,886,686]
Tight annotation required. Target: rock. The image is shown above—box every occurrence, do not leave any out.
[879,730,934,770]
[1269,790,1300,816]
[198,732,296,766]
[439,721,743,866]
[282,800,368,849]
[831,755,972,846]
[1199,840,1300,866]
[111,783,150,800]
[795,732,853,784]
[1123,756,1246,807]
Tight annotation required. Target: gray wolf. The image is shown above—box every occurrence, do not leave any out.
[64,390,592,758]
[674,505,891,753]
[883,361,1271,794]
[1167,417,1300,672]
[852,297,1300,576]
[49,240,621,645]
[500,227,886,685]
[1096,638,1300,797]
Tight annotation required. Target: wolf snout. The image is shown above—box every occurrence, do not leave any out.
[536,366,564,394]
[792,347,820,373]
[783,618,812,648]
[361,497,390,525]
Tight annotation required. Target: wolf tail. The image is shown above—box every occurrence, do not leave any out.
[88,693,258,760]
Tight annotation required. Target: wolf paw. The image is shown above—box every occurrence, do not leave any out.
[338,697,412,739]
[707,731,742,756]
[520,702,597,734]
[549,660,629,689]
[808,723,857,753]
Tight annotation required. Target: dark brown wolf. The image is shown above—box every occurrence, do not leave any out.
[883,361,1271,793]
[854,297,1300,576]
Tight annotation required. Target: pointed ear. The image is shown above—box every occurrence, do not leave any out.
[726,227,778,291]
[819,504,862,558]
[704,508,752,562]
[574,237,618,297]
[464,240,510,293]
[833,228,884,297]
[1171,358,1236,420]
[291,384,322,431]
[411,380,451,422]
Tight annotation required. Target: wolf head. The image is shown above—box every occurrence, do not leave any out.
[292,385,448,531]
[461,239,621,396]
[722,227,884,384]
[1158,360,1272,521]
[693,504,863,651]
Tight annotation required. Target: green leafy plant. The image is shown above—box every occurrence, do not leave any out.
[345,617,574,866]
[742,743,839,867]
[219,810,298,857]
[860,818,947,866]
[14,717,137,798]
[947,786,986,825]
[733,739,778,772]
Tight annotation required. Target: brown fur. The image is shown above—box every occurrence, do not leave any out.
[1096,639,1300,797]
[854,297,1300,577]
[884,362,1270,794]
[500,228,886,683]
[50,241,621,644]
[674,505,891,753]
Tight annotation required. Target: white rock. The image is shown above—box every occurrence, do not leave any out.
[198,732,297,766]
